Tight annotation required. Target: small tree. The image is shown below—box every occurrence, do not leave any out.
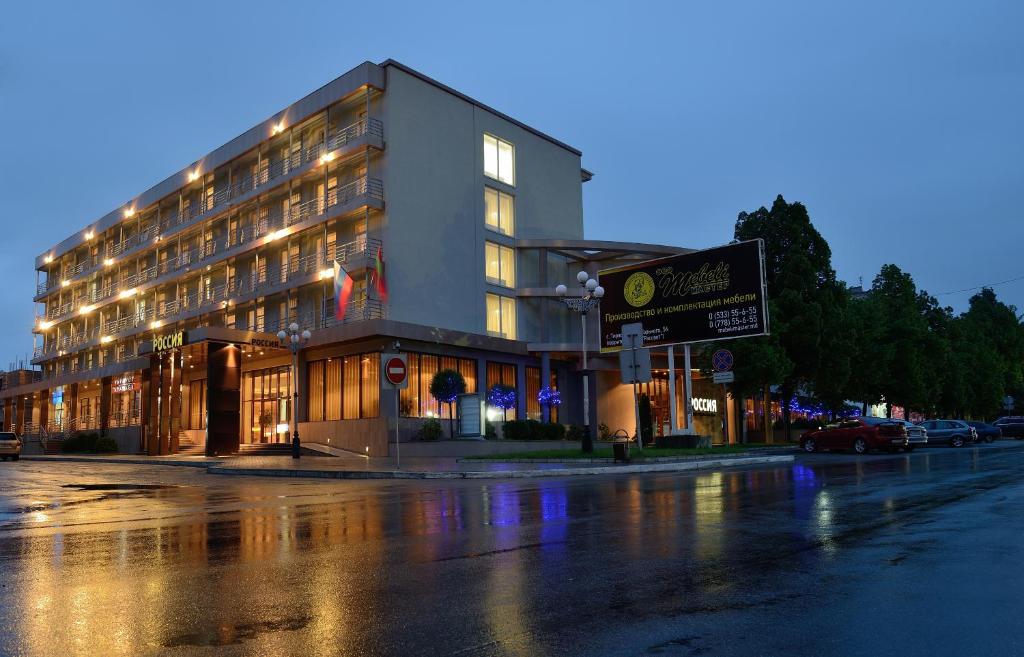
[429,369,466,438]
[487,384,517,422]
[537,386,561,421]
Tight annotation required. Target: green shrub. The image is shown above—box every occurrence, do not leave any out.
[92,437,119,453]
[566,424,586,442]
[485,422,497,439]
[63,431,100,453]
[416,418,443,441]
[502,420,566,440]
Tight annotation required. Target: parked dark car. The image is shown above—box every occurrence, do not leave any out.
[966,421,1001,443]
[994,416,1024,439]
[800,418,908,454]
[882,419,928,450]
[917,420,976,447]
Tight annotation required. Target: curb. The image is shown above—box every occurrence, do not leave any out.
[457,448,798,464]
[206,454,795,480]
[20,455,213,468]
[17,453,794,480]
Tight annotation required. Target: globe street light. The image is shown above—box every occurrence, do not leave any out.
[277,322,311,459]
[556,271,605,452]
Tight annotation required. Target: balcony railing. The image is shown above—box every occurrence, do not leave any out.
[34,236,379,362]
[37,118,383,298]
[38,176,381,325]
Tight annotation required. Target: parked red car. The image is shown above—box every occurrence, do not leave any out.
[800,418,909,454]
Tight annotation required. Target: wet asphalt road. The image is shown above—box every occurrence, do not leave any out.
[1,444,1023,657]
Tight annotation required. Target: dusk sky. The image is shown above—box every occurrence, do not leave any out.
[1,0,1021,367]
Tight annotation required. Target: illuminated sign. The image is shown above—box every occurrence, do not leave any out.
[600,239,769,352]
[51,387,64,406]
[112,374,140,394]
[153,330,185,353]
[692,397,718,414]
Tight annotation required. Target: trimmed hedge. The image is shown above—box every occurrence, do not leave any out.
[417,418,443,441]
[62,431,119,453]
[501,420,567,441]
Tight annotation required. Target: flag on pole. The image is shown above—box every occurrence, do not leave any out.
[371,245,388,302]
[333,260,353,321]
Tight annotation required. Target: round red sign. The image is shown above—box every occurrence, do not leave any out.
[385,357,407,385]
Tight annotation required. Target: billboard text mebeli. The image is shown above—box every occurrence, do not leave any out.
[599,239,769,352]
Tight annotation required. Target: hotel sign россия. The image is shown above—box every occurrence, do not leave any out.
[599,239,769,352]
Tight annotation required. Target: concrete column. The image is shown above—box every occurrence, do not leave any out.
[169,351,182,453]
[516,362,527,421]
[667,345,678,434]
[206,341,241,456]
[540,352,551,423]
[99,376,111,436]
[142,359,161,455]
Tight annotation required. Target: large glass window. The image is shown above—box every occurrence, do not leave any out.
[486,361,518,421]
[399,353,478,418]
[526,367,559,422]
[486,293,517,340]
[483,134,515,185]
[485,242,516,288]
[305,353,379,422]
[484,187,514,236]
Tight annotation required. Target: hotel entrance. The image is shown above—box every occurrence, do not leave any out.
[141,326,290,456]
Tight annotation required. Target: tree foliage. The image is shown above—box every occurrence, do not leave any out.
[724,194,1024,425]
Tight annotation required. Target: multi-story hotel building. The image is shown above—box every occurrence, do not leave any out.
[0,60,735,456]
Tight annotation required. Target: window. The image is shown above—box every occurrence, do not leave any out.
[484,187,515,236]
[486,293,517,339]
[399,353,477,418]
[483,134,514,185]
[485,242,516,288]
[306,353,379,422]
[486,361,518,421]
[526,366,558,422]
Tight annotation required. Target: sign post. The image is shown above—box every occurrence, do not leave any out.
[381,353,408,469]
[619,323,651,447]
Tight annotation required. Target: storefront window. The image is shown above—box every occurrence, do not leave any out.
[486,362,518,421]
[526,367,558,422]
[397,353,478,418]
[305,353,381,422]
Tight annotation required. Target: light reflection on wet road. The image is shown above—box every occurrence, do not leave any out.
[1,445,1023,656]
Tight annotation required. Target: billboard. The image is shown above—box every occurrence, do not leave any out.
[599,239,769,352]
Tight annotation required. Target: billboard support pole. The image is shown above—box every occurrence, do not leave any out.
[683,343,694,435]
[667,345,678,434]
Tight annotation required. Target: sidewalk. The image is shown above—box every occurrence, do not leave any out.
[20,452,794,480]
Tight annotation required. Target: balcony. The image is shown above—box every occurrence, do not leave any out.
[32,236,380,363]
[36,175,382,326]
[36,118,384,299]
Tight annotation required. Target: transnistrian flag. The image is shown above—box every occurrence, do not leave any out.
[372,245,388,302]
[333,259,353,321]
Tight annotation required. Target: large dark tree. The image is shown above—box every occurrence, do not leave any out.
[868,265,931,416]
[733,195,848,439]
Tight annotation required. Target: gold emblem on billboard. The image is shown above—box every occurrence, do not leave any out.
[624,272,655,307]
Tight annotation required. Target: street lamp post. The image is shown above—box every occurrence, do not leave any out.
[278,322,311,459]
[556,271,605,453]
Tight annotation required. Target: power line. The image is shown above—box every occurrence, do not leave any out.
[936,273,1024,296]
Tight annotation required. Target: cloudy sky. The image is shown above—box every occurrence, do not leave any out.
[0,0,1021,367]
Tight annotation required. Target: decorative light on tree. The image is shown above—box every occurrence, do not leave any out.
[537,386,561,413]
[487,384,517,422]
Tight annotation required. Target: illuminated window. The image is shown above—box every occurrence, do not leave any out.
[483,134,514,185]
[486,293,517,340]
[485,242,516,288]
[484,187,514,236]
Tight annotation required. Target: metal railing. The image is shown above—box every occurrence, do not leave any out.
[35,235,379,362]
[38,118,383,297]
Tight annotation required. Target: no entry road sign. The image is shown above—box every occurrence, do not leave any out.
[382,354,409,389]
[712,349,734,372]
